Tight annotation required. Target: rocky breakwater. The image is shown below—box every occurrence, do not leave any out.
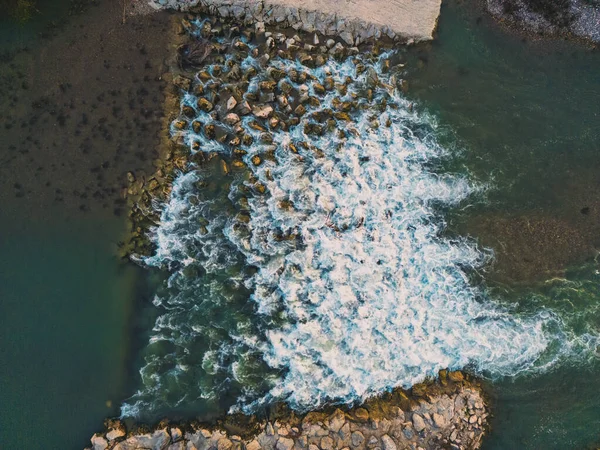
[88,372,489,450]
[146,0,442,45]
[486,0,600,44]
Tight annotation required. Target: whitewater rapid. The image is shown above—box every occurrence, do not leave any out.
[121,31,597,418]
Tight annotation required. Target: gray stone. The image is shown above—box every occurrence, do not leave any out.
[351,431,364,447]
[276,437,295,450]
[380,435,396,450]
[106,428,126,441]
[412,414,426,432]
[320,436,334,450]
[91,434,108,450]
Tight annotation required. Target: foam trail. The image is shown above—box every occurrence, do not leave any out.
[223,60,556,410]
[123,36,599,417]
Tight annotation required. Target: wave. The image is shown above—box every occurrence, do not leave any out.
[121,30,599,418]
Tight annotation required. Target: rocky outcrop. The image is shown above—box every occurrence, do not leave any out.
[146,0,442,45]
[87,374,488,450]
[486,0,600,43]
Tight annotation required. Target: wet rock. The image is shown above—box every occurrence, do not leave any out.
[173,75,192,91]
[224,113,241,125]
[105,429,124,442]
[197,98,214,112]
[253,104,274,118]
[354,408,369,422]
[448,371,464,382]
[91,434,108,450]
[227,96,238,110]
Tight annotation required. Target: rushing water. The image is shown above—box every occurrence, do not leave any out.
[2,0,600,448]
[124,15,600,450]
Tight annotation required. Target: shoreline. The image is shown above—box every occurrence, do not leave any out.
[88,372,489,450]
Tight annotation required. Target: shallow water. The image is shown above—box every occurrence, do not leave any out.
[0,1,169,447]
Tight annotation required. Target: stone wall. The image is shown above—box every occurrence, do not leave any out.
[146,0,442,45]
[87,375,488,450]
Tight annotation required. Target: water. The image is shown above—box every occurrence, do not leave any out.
[0,214,138,449]
[2,0,600,448]
[402,1,600,448]
[0,0,169,447]
[125,14,600,450]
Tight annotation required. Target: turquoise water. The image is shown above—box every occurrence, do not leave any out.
[2,0,600,449]
[0,214,138,449]
[125,10,600,450]
[404,1,600,448]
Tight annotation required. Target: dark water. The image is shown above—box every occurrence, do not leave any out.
[0,214,137,449]
[0,0,169,448]
[405,1,600,448]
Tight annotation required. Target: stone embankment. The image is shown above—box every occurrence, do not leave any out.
[87,373,488,450]
[486,0,600,44]
[146,0,442,45]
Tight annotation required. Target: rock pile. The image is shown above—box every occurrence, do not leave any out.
[146,0,442,45]
[87,373,488,450]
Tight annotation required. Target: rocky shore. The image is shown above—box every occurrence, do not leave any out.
[88,373,488,450]
[486,0,600,43]
[145,0,441,45]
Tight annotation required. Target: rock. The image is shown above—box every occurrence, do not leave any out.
[106,428,126,441]
[308,446,319,450]
[469,415,478,424]
[197,98,214,112]
[313,83,326,95]
[173,75,191,91]
[432,413,447,428]
[91,434,108,450]
[327,410,346,433]
[217,438,233,450]
[253,104,274,118]
[227,96,238,110]
[168,442,185,450]
[366,436,378,449]
[320,436,334,450]
[224,113,241,125]
[220,159,230,175]
[326,39,335,48]
[259,80,277,91]
[238,101,252,115]
[351,431,364,447]
[170,428,182,442]
[354,408,369,422]
[412,414,426,432]
[448,371,464,382]
[276,437,295,450]
[246,439,261,450]
[266,423,275,436]
[381,435,396,450]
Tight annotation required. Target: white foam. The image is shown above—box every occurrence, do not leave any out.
[123,46,599,418]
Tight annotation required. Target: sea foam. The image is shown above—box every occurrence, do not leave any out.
[122,40,593,418]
